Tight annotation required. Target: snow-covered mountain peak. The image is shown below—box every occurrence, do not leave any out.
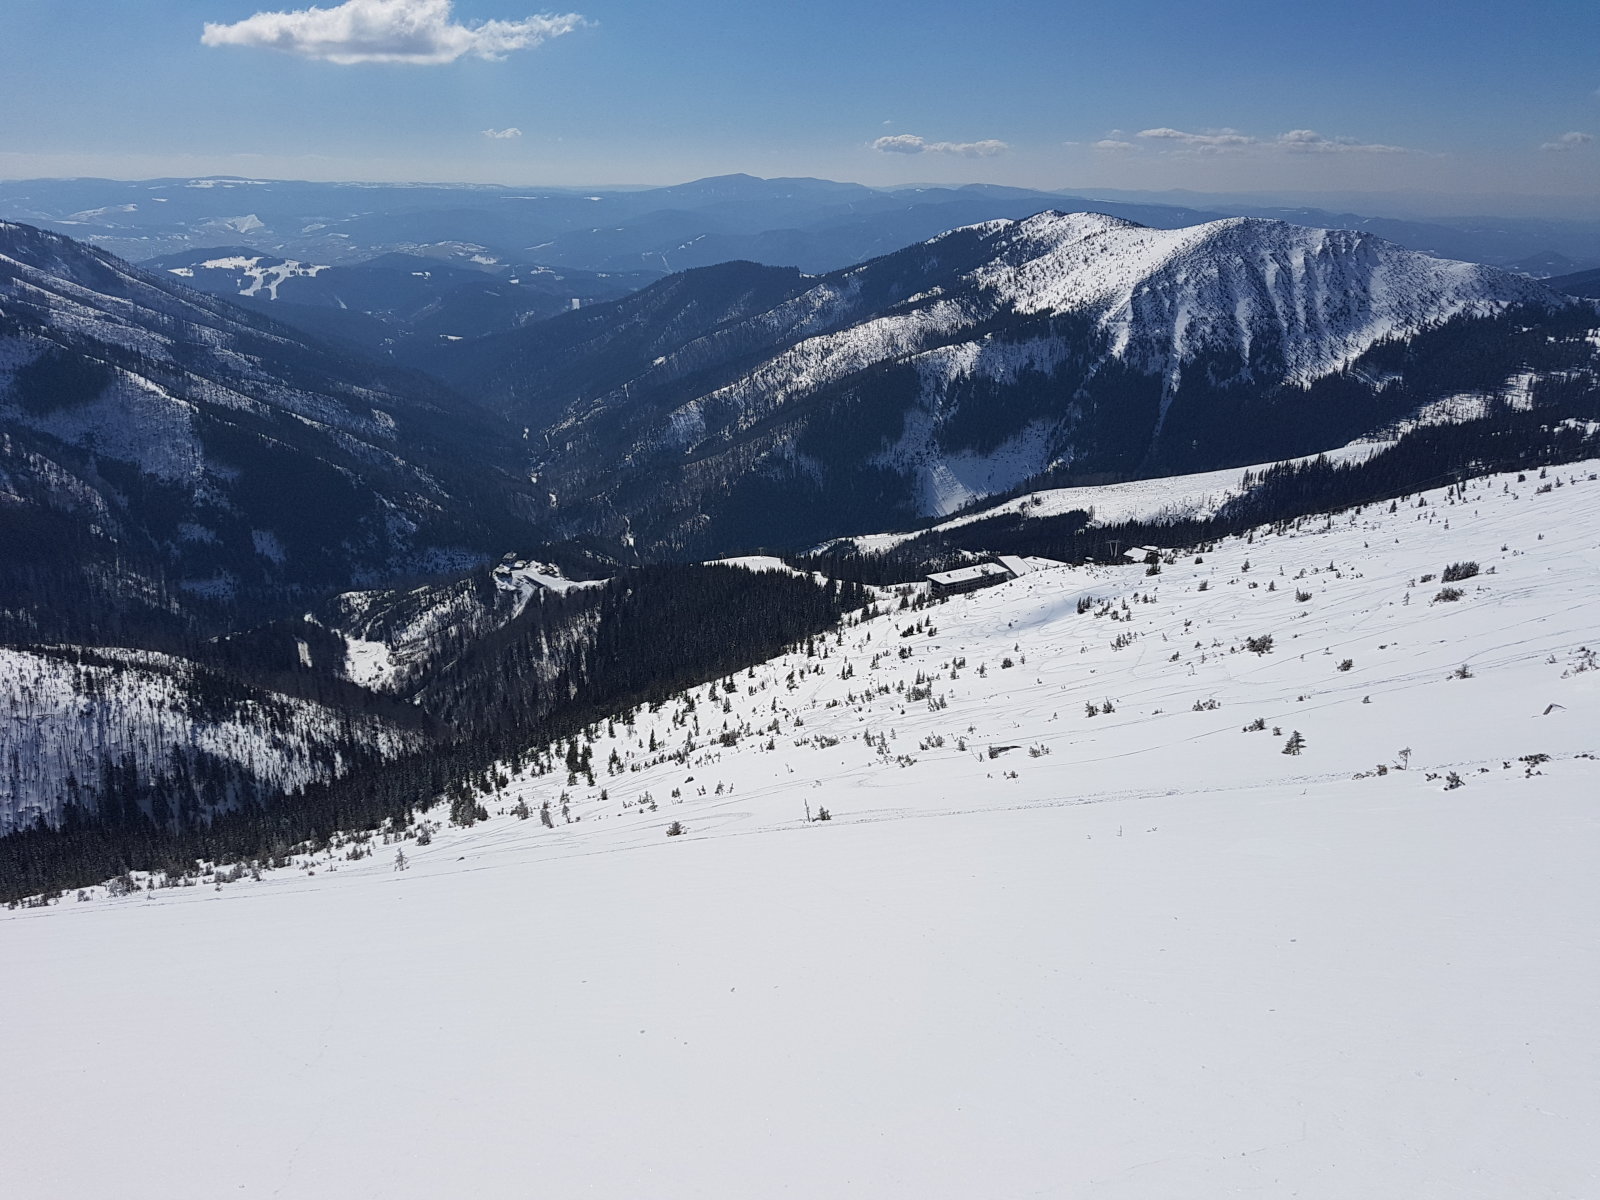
[997,208,1140,247]
[964,212,1563,382]
[441,207,1592,551]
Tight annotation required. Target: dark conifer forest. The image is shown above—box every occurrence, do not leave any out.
[0,564,867,901]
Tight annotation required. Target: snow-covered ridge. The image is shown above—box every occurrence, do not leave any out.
[673,211,1560,427]
[538,209,1573,541]
[694,212,1559,429]
[973,212,1559,385]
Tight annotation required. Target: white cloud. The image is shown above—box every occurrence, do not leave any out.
[1137,127,1256,148]
[870,134,1010,158]
[1128,126,1413,156]
[481,127,522,139]
[201,0,585,65]
[943,139,1010,158]
[1274,129,1409,154]
[1540,131,1594,152]
[872,134,929,155]
[1092,139,1139,152]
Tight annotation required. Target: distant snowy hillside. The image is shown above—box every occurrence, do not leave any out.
[11,173,1599,280]
[140,247,655,354]
[440,210,1587,552]
[7,460,1597,1199]
[0,219,537,642]
[0,645,420,835]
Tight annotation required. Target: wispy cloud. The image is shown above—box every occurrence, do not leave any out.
[1128,126,1415,155]
[201,0,585,65]
[871,134,1009,158]
[481,127,523,139]
[1273,129,1409,154]
[1137,127,1255,149]
[1091,139,1139,153]
[1539,131,1594,152]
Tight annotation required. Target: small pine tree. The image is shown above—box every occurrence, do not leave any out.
[1282,730,1306,756]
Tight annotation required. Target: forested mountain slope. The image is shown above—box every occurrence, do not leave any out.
[0,220,540,643]
[433,212,1584,554]
[142,246,657,356]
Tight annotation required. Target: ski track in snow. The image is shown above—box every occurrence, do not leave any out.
[4,462,1599,1199]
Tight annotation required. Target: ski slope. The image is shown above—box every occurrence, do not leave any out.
[5,463,1599,1199]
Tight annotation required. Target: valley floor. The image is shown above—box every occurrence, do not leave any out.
[4,463,1598,1198]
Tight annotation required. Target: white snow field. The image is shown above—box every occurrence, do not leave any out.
[838,440,1384,554]
[6,462,1600,1199]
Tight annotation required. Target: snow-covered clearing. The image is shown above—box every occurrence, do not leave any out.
[842,440,1384,553]
[167,255,328,299]
[5,462,1599,1198]
[491,557,606,600]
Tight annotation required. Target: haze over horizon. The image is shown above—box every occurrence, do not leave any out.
[3,0,1597,218]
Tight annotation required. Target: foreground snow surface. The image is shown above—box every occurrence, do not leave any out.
[6,463,1600,1199]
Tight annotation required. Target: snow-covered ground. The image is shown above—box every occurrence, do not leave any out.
[166,254,329,299]
[839,440,1384,553]
[490,556,607,600]
[5,462,1599,1198]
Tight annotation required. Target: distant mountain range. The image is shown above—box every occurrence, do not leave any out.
[3,205,1599,882]
[5,173,1600,284]
[1544,266,1600,299]
[429,210,1583,552]
[139,246,657,354]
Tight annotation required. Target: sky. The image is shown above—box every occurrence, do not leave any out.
[2,0,1597,214]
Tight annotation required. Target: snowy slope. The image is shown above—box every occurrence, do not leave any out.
[677,212,1556,429]
[969,212,1557,382]
[0,646,421,834]
[0,219,536,636]
[490,210,1581,549]
[5,461,1597,1198]
[835,440,1386,553]
[313,559,605,696]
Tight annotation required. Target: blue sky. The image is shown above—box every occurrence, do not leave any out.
[2,0,1597,212]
